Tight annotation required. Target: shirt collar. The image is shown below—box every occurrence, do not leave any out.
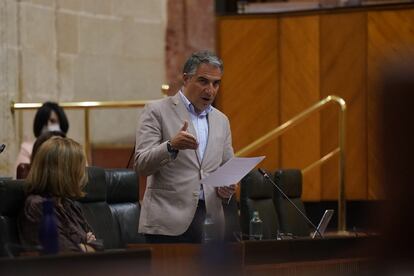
[179,90,212,117]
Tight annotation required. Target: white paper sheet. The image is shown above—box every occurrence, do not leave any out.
[201,156,266,187]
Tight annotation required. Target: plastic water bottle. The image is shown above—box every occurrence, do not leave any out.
[237,0,248,13]
[202,215,215,243]
[249,211,263,240]
[39,197,59,254]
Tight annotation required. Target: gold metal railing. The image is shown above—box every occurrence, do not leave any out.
[11,100,152,162]
[235,95,347,233]
[11,86,169,162]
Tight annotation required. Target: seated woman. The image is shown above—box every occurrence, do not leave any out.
[15,101,69,176]
[18,136,96,253]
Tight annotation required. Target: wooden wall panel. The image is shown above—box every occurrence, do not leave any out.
[280,16,321,201]
[367,9,414,199]
[320,13,367,200]
[216,17,280,170]
[216,5,414,201]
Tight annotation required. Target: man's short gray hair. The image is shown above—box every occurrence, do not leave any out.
[182,50,224,75]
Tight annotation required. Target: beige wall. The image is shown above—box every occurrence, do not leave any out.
[0,0,167,176]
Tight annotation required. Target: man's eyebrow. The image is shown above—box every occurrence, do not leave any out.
[196,76,221,81]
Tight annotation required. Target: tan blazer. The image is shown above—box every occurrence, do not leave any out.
[135,93,234,236]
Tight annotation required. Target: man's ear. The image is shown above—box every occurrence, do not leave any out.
[183,73,190,85]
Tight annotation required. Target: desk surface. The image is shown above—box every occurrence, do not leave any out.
[0,248,151,276]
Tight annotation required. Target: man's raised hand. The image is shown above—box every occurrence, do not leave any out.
[170,121,198,150]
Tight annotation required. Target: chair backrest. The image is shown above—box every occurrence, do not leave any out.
[240,169,280,239]
[1,166,145,256]
[16,163,30,179]
[273,169,310,237]
[0,179,26,257]
[77,166,122,249]
[105,168,145,245]
[222,194,241,242]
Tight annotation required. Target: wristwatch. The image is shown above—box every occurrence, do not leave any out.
[167,140,179,158]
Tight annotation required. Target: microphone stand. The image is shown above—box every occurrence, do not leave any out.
[258,168,323,238]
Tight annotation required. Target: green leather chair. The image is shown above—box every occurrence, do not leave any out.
[240,169,280,240]
[273,169,310,237]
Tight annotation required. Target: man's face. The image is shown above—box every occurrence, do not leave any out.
[183,63,222,114]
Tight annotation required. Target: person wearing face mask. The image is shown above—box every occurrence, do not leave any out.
[14,101,69,177]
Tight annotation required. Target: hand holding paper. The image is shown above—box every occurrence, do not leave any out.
[201,156,266,187]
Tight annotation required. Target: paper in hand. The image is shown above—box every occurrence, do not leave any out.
[201,156,265,187]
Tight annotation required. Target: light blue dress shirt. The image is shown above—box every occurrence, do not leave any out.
[179,91,212,161]
[179,91,212,200]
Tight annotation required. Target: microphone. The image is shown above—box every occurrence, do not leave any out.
[258,168,322,238]
[0,144,5,154]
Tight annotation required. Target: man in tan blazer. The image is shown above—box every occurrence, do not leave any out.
[135,51,236,243]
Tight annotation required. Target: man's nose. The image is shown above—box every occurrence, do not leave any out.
[207,82,216,92]
[205,87,214,96]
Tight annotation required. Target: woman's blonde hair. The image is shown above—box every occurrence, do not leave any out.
[26,136,87,198]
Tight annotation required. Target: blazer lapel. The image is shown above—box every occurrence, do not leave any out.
[171,93,189,124]
[171,93,201,167]
[200,109,217,167]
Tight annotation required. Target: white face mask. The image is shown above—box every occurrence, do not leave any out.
[41,123,61,134]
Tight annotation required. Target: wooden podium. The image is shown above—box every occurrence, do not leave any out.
[129,235,376,275]
[0,236,376,275]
